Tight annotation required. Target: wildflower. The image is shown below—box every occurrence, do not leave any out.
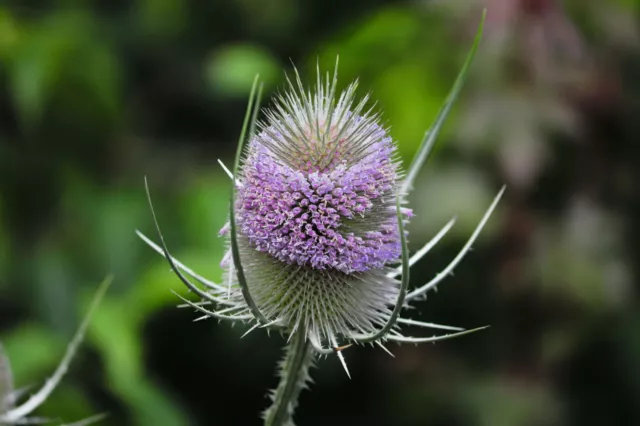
[138,10,503,426]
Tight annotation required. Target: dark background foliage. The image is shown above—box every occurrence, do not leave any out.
[1,0,639,425]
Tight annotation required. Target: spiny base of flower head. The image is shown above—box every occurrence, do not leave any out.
[220,235,400,347]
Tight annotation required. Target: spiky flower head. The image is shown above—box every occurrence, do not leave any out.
[139,11,503,425]
[139,51,502,354]
[216,66,413,346]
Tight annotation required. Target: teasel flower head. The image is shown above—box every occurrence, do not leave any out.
[138,10,503,425]
[215,62,418,345]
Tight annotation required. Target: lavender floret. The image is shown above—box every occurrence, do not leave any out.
[236,119,409,274]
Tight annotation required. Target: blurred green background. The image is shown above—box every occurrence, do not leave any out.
[1,0,640,425]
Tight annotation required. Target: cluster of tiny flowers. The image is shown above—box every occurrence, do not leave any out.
[138,20,499,426]
[233,116,411,274]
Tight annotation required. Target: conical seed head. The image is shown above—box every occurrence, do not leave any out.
[221,69,411,344]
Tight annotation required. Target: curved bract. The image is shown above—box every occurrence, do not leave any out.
[0,279,111,426]
[0,344,13,415]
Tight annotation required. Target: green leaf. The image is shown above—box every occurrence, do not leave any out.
[0,8,19,60]
[89,297,189,426]
[206,44,280,96]
[1,325,62,384]
[8,12,121,130]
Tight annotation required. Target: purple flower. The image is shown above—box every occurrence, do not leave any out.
[236,117,408,274]
[215,68,416,348]
[138,16,503,425]
[139,59,502,359]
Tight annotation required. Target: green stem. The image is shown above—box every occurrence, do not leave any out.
[264,332,314,426]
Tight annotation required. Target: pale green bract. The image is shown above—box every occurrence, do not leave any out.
[0,344,13,416]
[138,9,504,426]
[0,278,111,426]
